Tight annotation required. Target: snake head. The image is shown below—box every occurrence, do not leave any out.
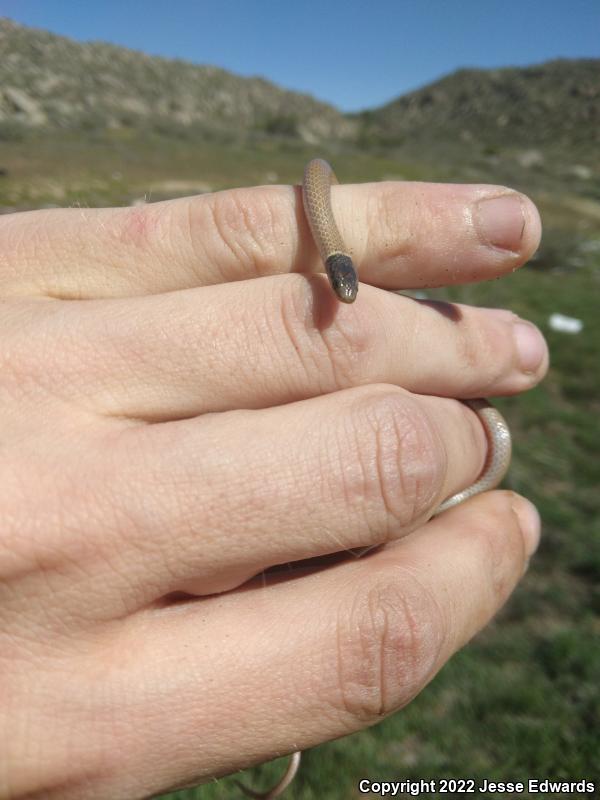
[325,253,359,303]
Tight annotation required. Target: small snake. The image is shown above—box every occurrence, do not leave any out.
[239,159,512,798]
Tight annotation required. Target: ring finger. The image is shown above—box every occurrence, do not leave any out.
[4,382,494,623]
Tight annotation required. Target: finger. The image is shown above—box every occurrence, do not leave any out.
[0,180,540,299]
[121,384,502,597]
[47,491,537,798]
[69,384,501,613]
[1,384,494,625]
[14,277,547,422]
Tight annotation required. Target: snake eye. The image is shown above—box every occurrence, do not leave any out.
[325,253,359,303]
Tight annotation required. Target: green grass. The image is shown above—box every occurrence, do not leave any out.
[0,129,431,209]
[2,132,598,798]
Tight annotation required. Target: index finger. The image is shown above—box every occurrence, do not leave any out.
[0,180,541,299]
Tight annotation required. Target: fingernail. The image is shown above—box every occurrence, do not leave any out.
[513,320,547,373]
[512,498,541,557]
[475,194,526,251]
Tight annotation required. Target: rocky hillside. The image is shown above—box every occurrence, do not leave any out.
[0,17,354,142]
[355,59,600,154]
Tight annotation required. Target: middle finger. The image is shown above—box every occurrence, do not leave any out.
[11,275,548,421]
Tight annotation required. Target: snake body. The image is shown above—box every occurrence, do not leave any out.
[302,159,359,303]
[241,160,512,798]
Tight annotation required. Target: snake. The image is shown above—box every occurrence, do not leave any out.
[238,159,512,798]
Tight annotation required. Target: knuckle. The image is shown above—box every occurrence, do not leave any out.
[205,187,289,280]
[277,282,381,389]
[317,303,382,387]
[274,279,316,379]
[347,387,445,529]
[331,571,443,724]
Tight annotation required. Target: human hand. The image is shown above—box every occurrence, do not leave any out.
[0,176,547,798]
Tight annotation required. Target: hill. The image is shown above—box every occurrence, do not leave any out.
[356,59,600,159]
[0,17,354,143]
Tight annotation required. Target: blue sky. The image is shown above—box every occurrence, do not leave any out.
[3,0,599,111]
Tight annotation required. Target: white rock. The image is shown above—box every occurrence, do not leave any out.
[516,149,544,168]
[569,164,592,180]
[548,313,583,334]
